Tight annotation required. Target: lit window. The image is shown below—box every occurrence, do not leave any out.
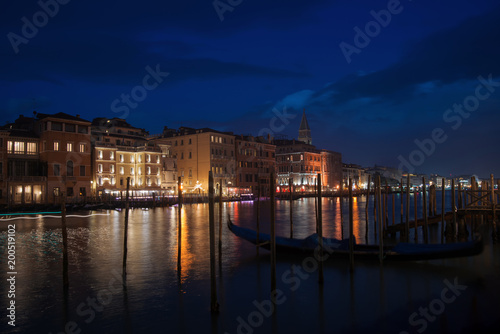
[111,177,115,185]
[14,141,25,154]
[119,154,124,162]
[131,156,134,163]
[98,150,103,159]
[98,176,103,186]
[156,156,160,163]
[147,177,151,186]
[157,178,160,185]
[138,155,142,163]
[67,143,73,152]
[147,167,151,175]
[110,152,114,160]
[98,164,103,173]
[110,165,115,174]
[79,144,86,153]
[120,167,124,175]
[7,141,13,153]
[138,167,142,175]
[27,142,37,154]
[130,167,134,175]
[147,154,151,162]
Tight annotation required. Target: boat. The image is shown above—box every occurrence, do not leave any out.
[227,218,483,261]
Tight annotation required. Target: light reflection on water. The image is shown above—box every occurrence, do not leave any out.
[0,196,499,333]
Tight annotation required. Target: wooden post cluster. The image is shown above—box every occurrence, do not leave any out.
[208,172,219,312]
[123,177,130,277]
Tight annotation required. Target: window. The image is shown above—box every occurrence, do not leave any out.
[147,177,151,186]
[131,178,135,186]
[181,170,184,177]
[54,164,61,176]
[181,152,184,159]
[138,178,143,186]
[130,167,134,175]
[67,187,74,197]
[156,156,160,163]
[130,156,134,163]
[98,176,103,186]
[79,144,86,153]
[54,141,59,151]
[119,154,124,162]
[65,124,75,132]
[98,150,103,159]
[27,142,37,154]
[78,126,88,134]
[53,187,60,197]
[120,178,123,186]
[14,141,25,154]
[181,140,184,145]
[138,167,142,175]
[147,154,151,162]
[110,165,115,174]
[80,165,85,176]
[79,187,86,197]
[189,152,192,159]
[189,138,192,144]
[138,155,142,163]
[67,161,74,176]
[51,122,62,131]
[98,164,103,173]
[67,143,73,152]
[120,167,124,175]
[110,152,114,160]
[42,141,46,151]
[7,141,13,153]
[147,167,151,175]
[111,177,115,185]
[189,169,192,177]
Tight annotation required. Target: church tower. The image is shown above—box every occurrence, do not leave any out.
[298,111,312,145]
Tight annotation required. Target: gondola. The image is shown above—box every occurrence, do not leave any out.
[227,217,483,261]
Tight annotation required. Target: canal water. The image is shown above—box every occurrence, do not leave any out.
[1,194,500,333]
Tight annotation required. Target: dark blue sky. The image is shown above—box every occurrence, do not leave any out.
[2,0,500,177]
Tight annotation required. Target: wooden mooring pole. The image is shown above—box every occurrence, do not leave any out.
[348,177,354,271]
[406,174,410,241]
[318,174,324,282]
[422,177,428,244]
[208,172,219,312]
[123,177,130,277]
[218,183,223,252]
[365,175,371,243]
[340,181,344,239]
[377,176,383,263]
[492,174,498,241]
[289,177,293,239]
[177,177,182,272]
[61,192,69,289]
[270,172,277,300]
[414,188,418,243]
[256,178,261,255]
[441,178,445,244]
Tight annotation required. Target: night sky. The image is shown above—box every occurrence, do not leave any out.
[2,0,500,177]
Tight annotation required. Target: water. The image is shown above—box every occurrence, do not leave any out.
[1,196,499,333]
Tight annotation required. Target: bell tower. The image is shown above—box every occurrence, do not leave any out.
[298,110,312,145]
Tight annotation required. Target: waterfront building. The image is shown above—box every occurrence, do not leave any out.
[235,135,275,196]
[153,127,236,195]
[275,112,342,191]
[342,163,369,189]
[91,118,176,198]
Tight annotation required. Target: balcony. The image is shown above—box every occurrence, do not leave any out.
[7,176,47,183]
